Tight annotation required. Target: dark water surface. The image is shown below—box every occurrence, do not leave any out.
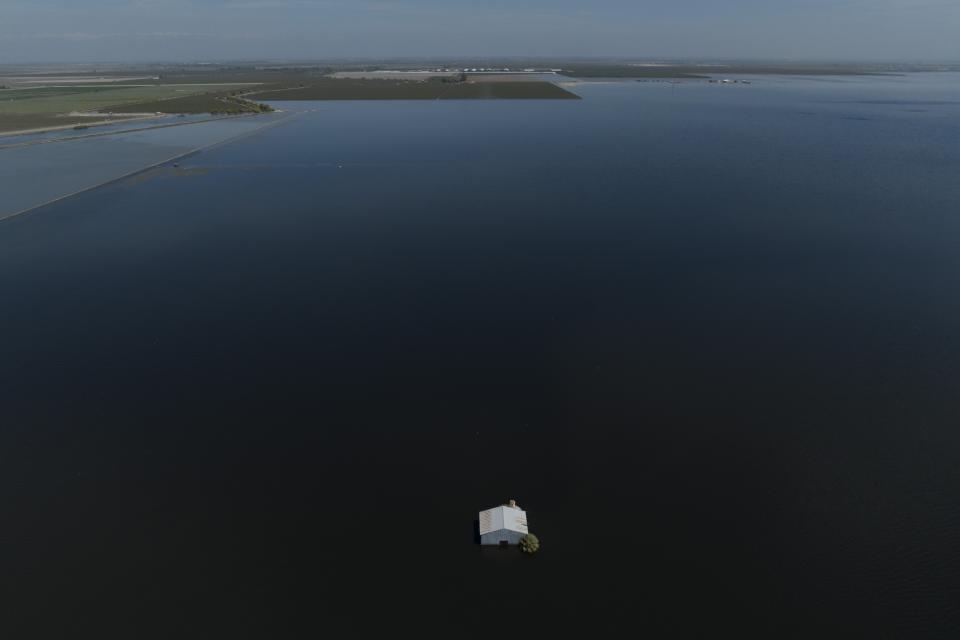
[2,74,959,637]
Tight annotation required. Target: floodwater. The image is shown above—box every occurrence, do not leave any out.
[0,114,212,145]
[0,113,289,219]
[1,73,959,637]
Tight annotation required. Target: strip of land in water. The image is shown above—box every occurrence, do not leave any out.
[555,63,907,78]
[245,78,580,101]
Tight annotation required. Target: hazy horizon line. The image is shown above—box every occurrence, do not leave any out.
[3,56,960,68]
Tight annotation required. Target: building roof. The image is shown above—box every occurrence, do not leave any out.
[478,505,529,536]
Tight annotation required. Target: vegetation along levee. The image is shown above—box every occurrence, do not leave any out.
[98,91,274,115]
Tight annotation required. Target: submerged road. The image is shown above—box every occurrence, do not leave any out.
[0,111,297,222]
[0,112,275,151]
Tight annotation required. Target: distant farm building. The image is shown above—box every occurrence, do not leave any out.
[479,500,529,546]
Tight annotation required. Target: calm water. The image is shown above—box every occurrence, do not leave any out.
[2,74,959,637]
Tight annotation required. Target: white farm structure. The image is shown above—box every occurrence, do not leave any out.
[478,500,529,546]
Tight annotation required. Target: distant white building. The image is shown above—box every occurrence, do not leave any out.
[479,500,529,546]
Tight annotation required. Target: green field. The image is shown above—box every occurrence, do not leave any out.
[117,70,328,86]
[0,82,266,133]
[0,84,257,115]
[246,78,580,101]
[0,86,114,101]
[101,91,274,115]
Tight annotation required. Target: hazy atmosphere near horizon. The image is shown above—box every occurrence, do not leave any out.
[1,0,959,61]
[2,0,959,638]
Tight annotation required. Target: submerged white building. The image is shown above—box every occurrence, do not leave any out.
[479,500,529,546]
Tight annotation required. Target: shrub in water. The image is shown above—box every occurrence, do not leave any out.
[519,534,540,555]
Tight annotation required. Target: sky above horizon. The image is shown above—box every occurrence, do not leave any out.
[1,0,958,64]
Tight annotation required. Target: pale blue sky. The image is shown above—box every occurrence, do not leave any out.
[1,0,957,63]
